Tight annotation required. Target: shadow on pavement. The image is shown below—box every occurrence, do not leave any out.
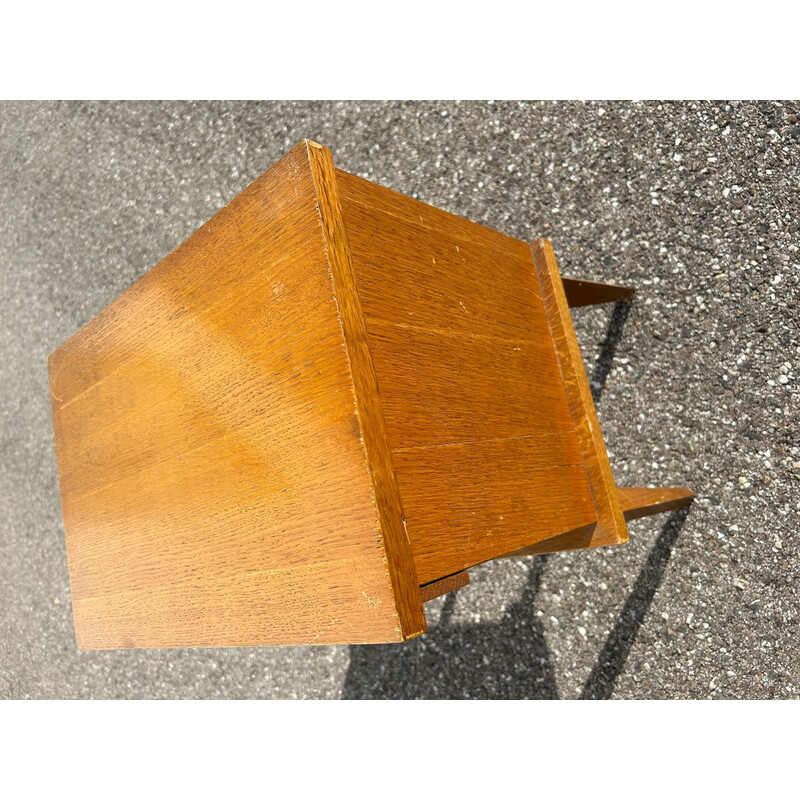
[342,298,689,699]
[343,507,690,699]
[589,299,631,405]
[580,506,691,699]
[342,557,559,699]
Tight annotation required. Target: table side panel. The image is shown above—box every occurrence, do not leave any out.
[48,145,408,648]
[336,171,597,582]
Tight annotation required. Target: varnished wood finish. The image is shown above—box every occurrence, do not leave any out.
[561,276,635,307]
[618,487,694,521]
[336,172,598,583]
[391,436,596,580]
[305,142,425,640]
[419,571,470,603]
[530,238,628,550]
[49,140,693,649]
[500,523,598,557]
[503,487,694,557]
[49,141,423,649]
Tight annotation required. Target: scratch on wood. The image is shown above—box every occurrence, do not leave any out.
[304,618,341,645]
[359,591,382,608]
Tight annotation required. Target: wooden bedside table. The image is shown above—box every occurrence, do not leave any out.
[48,140,693,649]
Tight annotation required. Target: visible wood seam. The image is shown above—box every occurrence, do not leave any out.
[391,430,577,454]
[365,317,538,346]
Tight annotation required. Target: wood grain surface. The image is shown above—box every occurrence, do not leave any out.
[336,172,599,583]
[618,486,695,521]
[501,486,695,557]
[305,142,425,640]
[49,141,423,649]
[531,238,628,551]
[419,571,470,603]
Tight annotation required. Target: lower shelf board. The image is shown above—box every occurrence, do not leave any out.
[420,571,470,603]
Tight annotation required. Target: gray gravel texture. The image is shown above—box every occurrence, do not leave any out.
[1,100,798,700]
